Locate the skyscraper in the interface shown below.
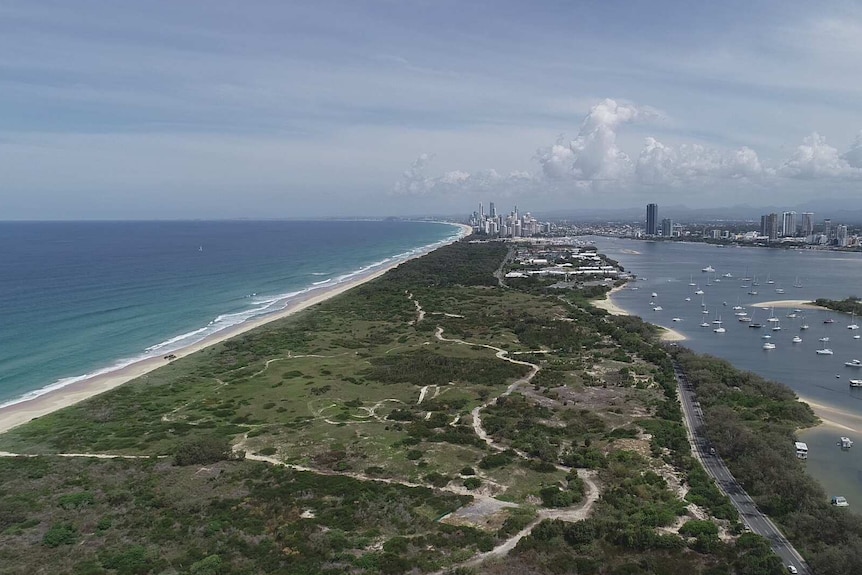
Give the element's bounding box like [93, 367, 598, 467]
[761, 213, 779, 240]
[824, 218, 832, 242]
[489, 202, 496, 218]
[781, 211, 797, 237]
[646, 203, 658, 235]
[801, 212, 814, 236]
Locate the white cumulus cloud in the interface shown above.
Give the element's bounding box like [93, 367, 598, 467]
[778, 132, 862, 179]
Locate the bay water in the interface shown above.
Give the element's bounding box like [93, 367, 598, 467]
[590, 237, 862, 510]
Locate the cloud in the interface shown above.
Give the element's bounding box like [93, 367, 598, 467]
[393, 98, 862, 199]
[778, 132, 862, 179]
[536, 98, 647, 181]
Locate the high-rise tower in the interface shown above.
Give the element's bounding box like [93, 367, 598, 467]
[646, 203, 658, 235]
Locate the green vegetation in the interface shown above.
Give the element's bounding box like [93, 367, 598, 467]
[673, 349, 862, 574]
[814, 297, 862, 317]
[0, 238, 797, 573]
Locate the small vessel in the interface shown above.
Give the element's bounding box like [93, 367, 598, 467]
[702, 266, 715, 273]
[700, 322, 709, 327]
[739, 316, 752, 323]
[734, 311, 748, 317]
[772, 324, 782, 331]
[855, 335, 861, 340]
[695, 289, 705, 295]
[762, 334, 772, 339]
[800, 318, 810, 330]
[762, 342, 776, 350]
[816, 348, 834, 355]
[766, 275, 774, 285]
[749, 323, 763, 329]
[672, 317, 682, 322]
[767, 308, 780, 323]
[839, 437, 854, 449]
[748, 290, 759, 295]
[850, 379, 862, 387]
[688, 275, 696, 287]
[825, 317, 835, 324]
[714, 326, 726, 333]
[793, 277, 803, 288]
[651, 292, 658, 298]
[831, 496, 849, 507]
[723, 272, 733, 278]
[684, 297, 691, 302]
[820, 337, 830, 342]
[702, 309, 710, 314]
[786, 313, 797, 318]
[848, 314, 859, 330]
[845, 359, 862, 368]
[732, 305, 744, 311]
[653, 306, 663, 311]
[775, 288, 785, 294]
[792, 336, 803, 343]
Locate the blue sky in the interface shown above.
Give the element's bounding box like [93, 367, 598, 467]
[2, 0, 862, 218]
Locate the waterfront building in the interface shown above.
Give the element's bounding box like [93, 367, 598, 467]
[837, 225, 848, 247]
[760, 213, 779, 240]
[782, 211, 797, 236]
[661, 218, 673, 237]
[801, 212, 814, 236]
[824, 218, 833, 242]
[646, 203, 658, 235]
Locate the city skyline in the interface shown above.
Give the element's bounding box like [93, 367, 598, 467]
[2, 2, 862, 219]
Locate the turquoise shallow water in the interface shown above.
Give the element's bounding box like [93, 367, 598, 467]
[0, 220, 460, 408]
[589, 237, 862, 510]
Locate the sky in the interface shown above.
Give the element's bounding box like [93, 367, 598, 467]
[2, 0, 862, 219]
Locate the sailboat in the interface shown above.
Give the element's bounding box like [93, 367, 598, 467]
[792, 335, 803, 343]
[767, 308, 780, 323]
[688, 275, 696, 287]
[793, 277, 803, 288]
[766, 274, 775, 285]
[848, 313, 859, 330]
[800, 316, 809, 330]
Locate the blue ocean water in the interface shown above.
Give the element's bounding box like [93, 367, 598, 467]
[0, 220, 461, 407]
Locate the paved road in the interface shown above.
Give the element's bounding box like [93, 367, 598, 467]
[674, 362, 812, 575]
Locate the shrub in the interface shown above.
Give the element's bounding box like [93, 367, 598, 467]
[43, 523, 78, 547]
[173, 436, 233, 466]
[463, 477, 482, 490]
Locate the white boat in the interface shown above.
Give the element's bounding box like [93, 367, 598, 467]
[766, 275, 774, 285]
[688, 275, 696, 287]
[775, 288, 785, 294]
[672, 317, 682, 322]
[700, 322, 709, 327]
[739, 316, 752, 323]
[714, 326, 726, 333]
[820, 337, 830, 342]
[702, 266, 715, 273]
[848, 314, 859, 330]
[772, 324, 782, 331]
[850, 379, 862, 387]
[855, 335, 861, 340]
[786, 313, 797, 318]
[817, 348, 834, 355]
[792, 336, 803, 343]
[695, 289, 704, 295]
[762, 342, 776, 350]
[735, 311, 748, 317]
[762, 334, 772, 339]
[702, 309, 710, 314]
[800, 317, 810, 330]
[767, 308, 780, 323]
[651, 292, 658, 298]
[831, 496, 849, 507]
[793, 277, 803, 288]
[845, 359, 862, 368]
[748, 290, 758, 295]
[653, 306, 663, 311]
[840, 437, 854, 448]
[723, 272, 733, 278]
[684, 297, 691, 301]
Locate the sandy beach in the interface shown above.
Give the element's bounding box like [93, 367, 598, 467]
[797, 394, 862, 434]
[591, 285, 630, 316]
[659, 326, 688, 342]
[749, 299, 822, 310]
[0, 223, 472, 435]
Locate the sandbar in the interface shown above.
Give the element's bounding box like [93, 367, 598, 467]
[796, 394, 862, 435]
[659, 326, 688, 342]
[749, 299, 822, 310]
[0, 223, 472, 435]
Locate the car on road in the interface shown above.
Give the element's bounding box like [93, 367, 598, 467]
[786, 565, 798, 574]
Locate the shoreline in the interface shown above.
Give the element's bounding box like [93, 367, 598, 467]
[590, 284, 688, 342]
[797, 395, 862, 435]
[0, 222, 472, 435]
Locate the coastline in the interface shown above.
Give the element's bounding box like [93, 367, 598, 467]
[0, 222, 472, 435]
[590, 285, 630, 316]
[590, 284, 687, 342]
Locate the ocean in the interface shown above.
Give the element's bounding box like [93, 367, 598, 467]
[0, 220, 460, 408]
[589, 237, 862, 509]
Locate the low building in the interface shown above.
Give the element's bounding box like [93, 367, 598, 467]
[795, 441, 808, 459]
